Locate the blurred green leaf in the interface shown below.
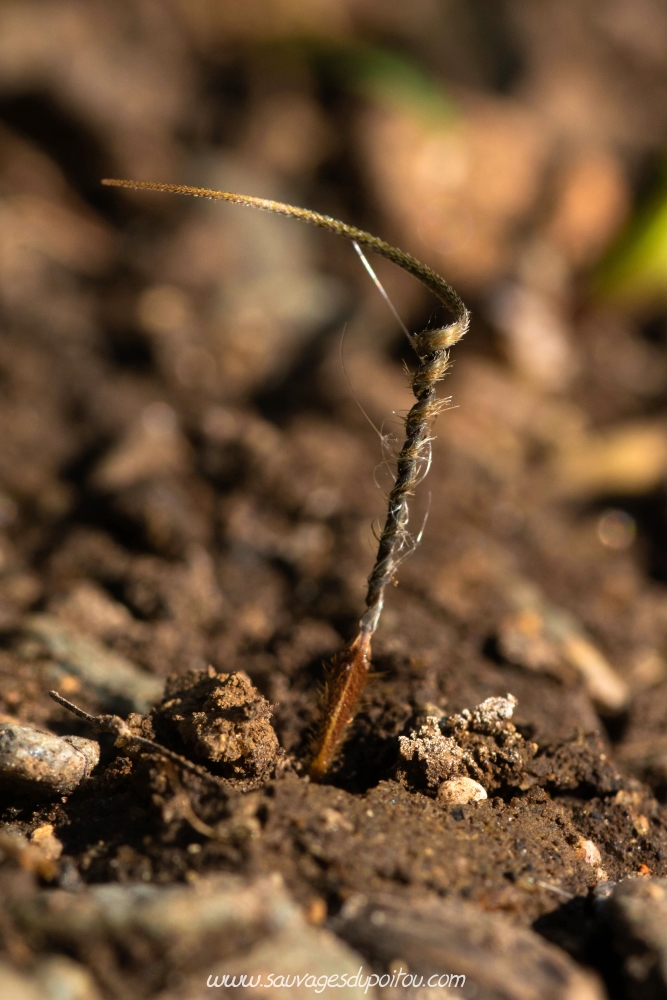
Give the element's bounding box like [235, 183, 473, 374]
[595, 168, 667, 309]
[270, 38, 456, 125]
[329, 43, 456, 123]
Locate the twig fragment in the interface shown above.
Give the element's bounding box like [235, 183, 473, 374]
[100, 179, 470, 780]
[49, 690, 228, 791]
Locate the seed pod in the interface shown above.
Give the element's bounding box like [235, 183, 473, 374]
[0, 723, 99, 795]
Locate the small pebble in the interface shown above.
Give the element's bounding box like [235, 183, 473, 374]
[0, 722, 99, 795]
[437, 776, 487, 804]
[579, 838, 602, 867]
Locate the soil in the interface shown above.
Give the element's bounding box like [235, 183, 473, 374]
[2, 4, 667, 997]
[2, 321, 667, 996]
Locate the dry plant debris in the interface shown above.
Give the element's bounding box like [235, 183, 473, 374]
[48, 689, 232, 792]
[101, 177, 470, 780]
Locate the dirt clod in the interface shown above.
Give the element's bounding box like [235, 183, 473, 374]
[397, 714, 464, 791]
[397, 694, 538, 796]
[149, 667, 283, 789]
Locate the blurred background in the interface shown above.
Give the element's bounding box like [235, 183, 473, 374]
[3, 0, 667, 783]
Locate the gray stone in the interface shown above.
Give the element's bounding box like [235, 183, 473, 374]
[334, 893, 604, 1000]
[20, 614, 162, 713]
[10, 873, 367, 998]
[607, 877, 667, 999]
[0, 722, 99, 795]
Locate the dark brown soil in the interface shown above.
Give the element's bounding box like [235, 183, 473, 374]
[2, 4, 667, 998]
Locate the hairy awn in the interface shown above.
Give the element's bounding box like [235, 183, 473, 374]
[101, 178, 470, 780]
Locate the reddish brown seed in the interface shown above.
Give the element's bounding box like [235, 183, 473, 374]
[309, 632, 371, 781]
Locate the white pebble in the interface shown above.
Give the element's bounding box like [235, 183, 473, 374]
[437, 776, 488, 804]
[579, 838, 602, 867]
